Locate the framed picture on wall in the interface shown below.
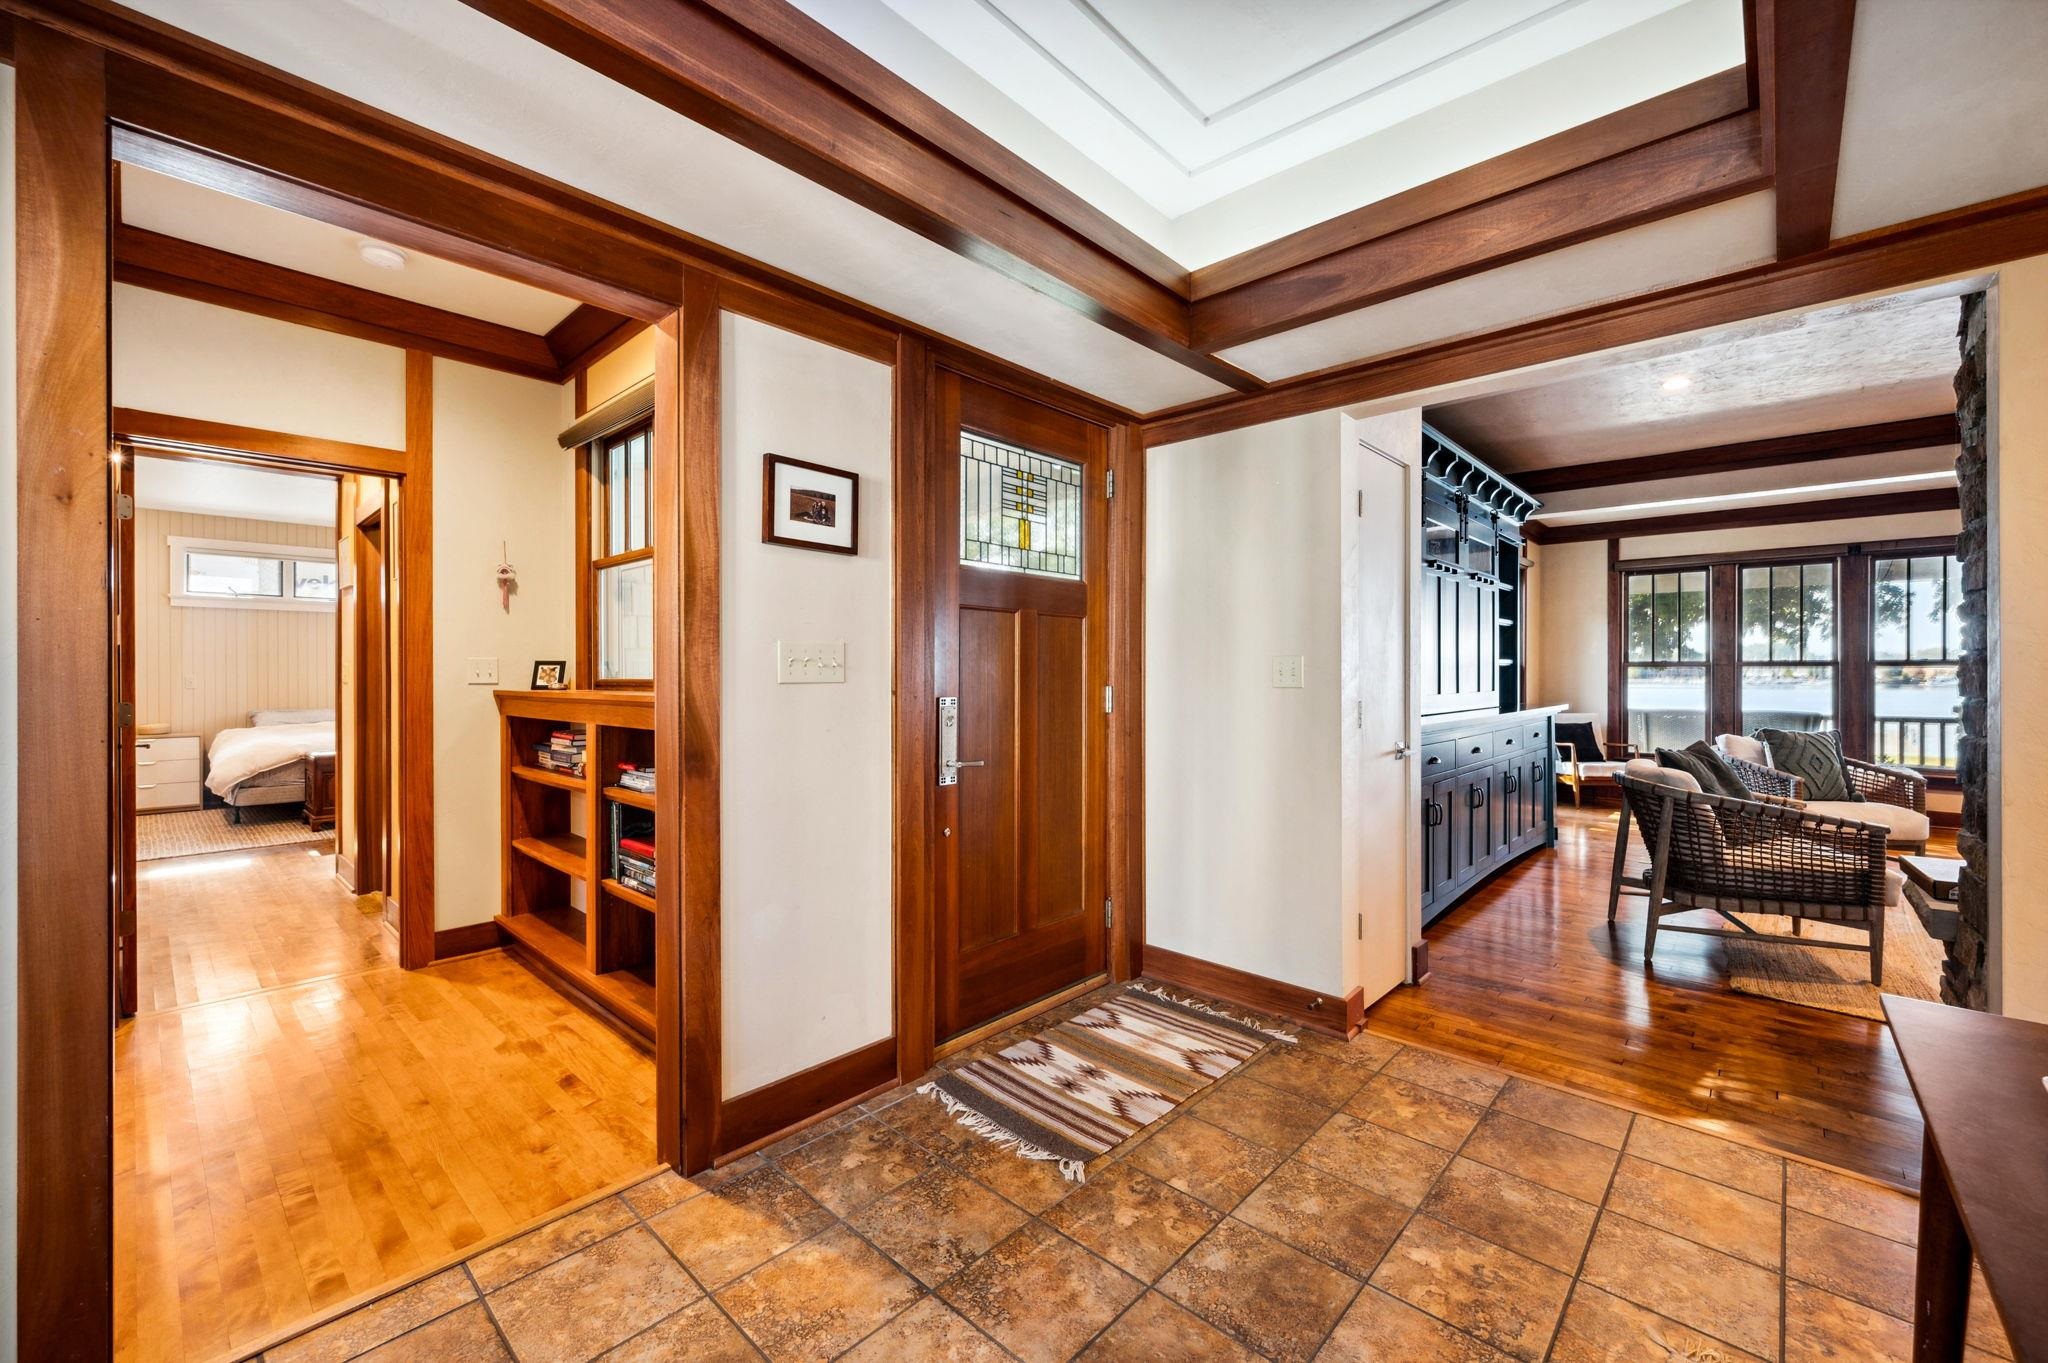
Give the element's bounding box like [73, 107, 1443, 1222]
[762, 453, 859, 555]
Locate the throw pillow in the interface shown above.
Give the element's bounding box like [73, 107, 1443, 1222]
[1757, 728, 1859, 802]
[1655, 741, 1751, 802]
[1555, 720, 1604, 765]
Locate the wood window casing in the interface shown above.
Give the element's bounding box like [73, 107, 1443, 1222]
[583, 419, 655, 688]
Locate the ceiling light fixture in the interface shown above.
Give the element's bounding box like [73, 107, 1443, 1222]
[357, 241, 408, 271]
[1660, 374, 1693, 392]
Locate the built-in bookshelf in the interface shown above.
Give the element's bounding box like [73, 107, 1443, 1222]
[495, 688, 658, 1042]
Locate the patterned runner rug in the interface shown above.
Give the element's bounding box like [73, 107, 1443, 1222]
[919, 984, 1294, 1181]
[137, 806, 330, 861]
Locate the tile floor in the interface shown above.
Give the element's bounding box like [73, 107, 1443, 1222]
[253, 986, 2016, 1363]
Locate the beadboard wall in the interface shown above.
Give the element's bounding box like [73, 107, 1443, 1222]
[133, 508, 337, 752]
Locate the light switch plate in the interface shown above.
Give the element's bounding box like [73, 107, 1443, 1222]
[466, 657, 499, 685]
[777, 639, 846, 684]
[1270, 654, 1306, 689]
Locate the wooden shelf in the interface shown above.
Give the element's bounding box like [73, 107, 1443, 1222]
[497, 910, 652, 1038]
[602, 878, 656, 912]
[603, 784, 655, 810]
[512, 763, 586, 792]
[497, 906, 585, 965]
[512, 833, 586, 877]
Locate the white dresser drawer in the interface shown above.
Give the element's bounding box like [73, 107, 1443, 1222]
[136, 734, 201, 764]
[135, 757, 201, 786]
[137, 779, 202, 811]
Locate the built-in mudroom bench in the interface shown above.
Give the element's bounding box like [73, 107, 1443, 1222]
[1417, 424, 1557, 924]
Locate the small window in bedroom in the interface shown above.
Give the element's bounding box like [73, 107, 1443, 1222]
[170, 536, 337, 612]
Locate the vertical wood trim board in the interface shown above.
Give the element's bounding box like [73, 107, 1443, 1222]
[652, 306, 686, 1168]
[1106, 423, 1145, 980]
[398, 351, 436, 968]
[15, 23, 114, 1362]
[891, 333, 935, 1086]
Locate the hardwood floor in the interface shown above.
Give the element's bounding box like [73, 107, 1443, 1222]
[1367, 801, 1938, 1191]
[118, 845, 657, 1363]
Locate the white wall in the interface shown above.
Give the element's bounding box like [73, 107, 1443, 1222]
[112, 285, 405, 448]
[720, 315, 894, 1096]
[432, 359, 577, 929]
[1146, 411, 1348, 996]
[1525, 538, 1610, 720]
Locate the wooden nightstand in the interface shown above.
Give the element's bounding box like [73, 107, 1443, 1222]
[304, 751, 336, 830]
[135, 733, 203, 812]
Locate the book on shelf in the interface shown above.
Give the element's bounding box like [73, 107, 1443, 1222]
[609, 802, 656, 888]
[615, 762, 655, 793]
[532, 745, 585, 777]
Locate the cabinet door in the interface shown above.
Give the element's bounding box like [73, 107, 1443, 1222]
[1491, 758, 1519, 861]
[1454, 770, 1488, 886]
[1426, 774, 1456, 902]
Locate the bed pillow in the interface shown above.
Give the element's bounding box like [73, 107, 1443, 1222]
[1758, 727, 1859, 802]
[250, 708, 334, 726]
[1655, 741, 1751, 802]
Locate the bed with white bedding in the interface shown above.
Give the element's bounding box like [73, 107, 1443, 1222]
[205, 708, 336, 822]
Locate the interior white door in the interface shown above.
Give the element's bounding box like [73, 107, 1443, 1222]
[1353, 416, 1419, 1006]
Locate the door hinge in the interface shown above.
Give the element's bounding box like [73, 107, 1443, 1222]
[1356, 912, 1363, 941]
[117, 700, 133, 729]
[1106, 469, 1115, 499]
[1356, 489, 1363, 517]
[1356, 699, 1363, 730]
[1104, 898, 1114, 928]
[1103, 684, 1113, 715]
[116, 492, 134, 522]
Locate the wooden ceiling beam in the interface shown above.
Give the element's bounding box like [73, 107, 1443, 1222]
[1512, 414, 1960, 495]
[1759, 0, 1858, 257]
[453, 0, 1266, 392]
[545, 302, 642, 372]
[1524, 485, 1958, 545]
[115, 224, 572, 380]
[1190, 112, 1769, 353]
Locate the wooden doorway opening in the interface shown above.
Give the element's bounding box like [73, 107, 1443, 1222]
[351, 506, 390, 900]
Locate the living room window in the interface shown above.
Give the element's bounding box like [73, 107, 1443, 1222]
[588, 421, 654, 685]
[1872, 551, 1963, 769]
[1739, 561, 1835, 734]
[1622, 568, 1708, 750]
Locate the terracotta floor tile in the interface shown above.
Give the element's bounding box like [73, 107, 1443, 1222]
[1459, 1110, 1618, 1204]
[775, 1116, 938, 1216]
[1234, 1158, 1410, 1279]
[596, 1299, 764, 1362]
[754, 1106, 865, 1162]
[947, 1136, 1079, 1214]
[468, 1197, 638, 1292]
[1786, 1160, 1919, 1244]
[940, 1223, 1143, 1363]
[1419, 1157, 1599, 1274]
[353, 1302, 511, 1363]
[1549, 1284, 1766, 1363]
[487, 1226, 700, 1363]
[1785, 1278, 1912, 1363]
[838, 1296, 1010, 1362]
[1370, 1216, 1570, 1363]
[1235, 1047, 1369, 1108]
[1380, 1047, 1510, 1107]
[621, 1170, 703, 1219]
[1126, 1116, 1283, 1212]
[877, 1091, 986, 1159]
[1315, 1286, 1515, 1362]
[1042, 1160, 1220, 1281]
[716, 1225, 923, 1362]
[1786, 1205, 1914, 1318]
[1156, 1219, 1361, 1363]
[1624, 1116, 1784, 1201]
[1579, 1213, 1781, 1360]
[1296, 1106, 1452, 1206]
[1076, 1291, 1264, 1361]
[848, 1165, 1030, 1287]
[1344, 1074, 1486, 1151]
[1491, 1079, 1633, 1149]
[1296, 1028, 1401, 1071]
[645, 1165, 834, 1289]
[1605, 1155, 1782, 1269]
[1190, 1076, 1332, 1150]
[266, 1267, 476, 1363]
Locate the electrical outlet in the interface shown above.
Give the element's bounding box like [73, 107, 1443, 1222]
[1270, 654, 1305, 689]
[466, 657, 499, 685]
[776, 639, 846, 684]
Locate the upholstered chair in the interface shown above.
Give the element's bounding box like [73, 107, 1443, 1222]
[1715, 733, 1930, 854]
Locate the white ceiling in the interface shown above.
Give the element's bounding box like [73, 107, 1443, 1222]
[120, 165, 583, 334]
[132, 454, 338, 526]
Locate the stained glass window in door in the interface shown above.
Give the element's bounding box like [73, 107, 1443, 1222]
[960, 432, 1082, 579]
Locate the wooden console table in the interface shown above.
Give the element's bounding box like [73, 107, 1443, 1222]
[1883, 995, 2046, 1362]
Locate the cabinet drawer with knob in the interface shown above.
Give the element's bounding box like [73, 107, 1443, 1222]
[1453, 731, 1494, 770]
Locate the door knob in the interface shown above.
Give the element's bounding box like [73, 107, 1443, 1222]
[945, 759, 985, 771]
[1392, 741, 1410, 760]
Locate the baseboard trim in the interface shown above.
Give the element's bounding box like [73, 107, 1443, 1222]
[718, 1036, 898, 1158]
[333, 853, 358, 894]
[1142, 945, 1362, 1039]
[433, 922, 504, 960]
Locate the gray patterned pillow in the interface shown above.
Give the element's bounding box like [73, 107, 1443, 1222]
[1757, 728, 1859, 802]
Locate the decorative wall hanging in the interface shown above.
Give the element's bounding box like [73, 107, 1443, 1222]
[762, 453, 859, 555]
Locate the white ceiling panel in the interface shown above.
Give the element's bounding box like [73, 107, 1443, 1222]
[133, 453, 337, 526]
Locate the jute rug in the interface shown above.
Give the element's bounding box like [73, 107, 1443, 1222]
[137, 807, 330, 862]
[1720, 898, 1946, 1020]
[919, 985, 1294, 1181]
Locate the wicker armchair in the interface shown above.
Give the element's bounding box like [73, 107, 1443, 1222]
[1610, 764, 1895, 981]
[1715, 733, 1930, 854]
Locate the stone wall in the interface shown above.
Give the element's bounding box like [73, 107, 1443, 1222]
[1949, 291, 1990, 1010]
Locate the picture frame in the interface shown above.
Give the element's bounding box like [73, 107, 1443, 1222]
[530, 660, 569, 690]
[762, 452, 859, 555]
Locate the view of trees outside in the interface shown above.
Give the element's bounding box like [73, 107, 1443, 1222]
[1873, 554, 1962, 767]
[1738, 562, 1834, 734]
[1625, 570, 1707, 750]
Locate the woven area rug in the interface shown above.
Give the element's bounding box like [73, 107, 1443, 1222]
[1719, 898, 1946, 1020]
[137, 807, 330, 861]
[919, 985, 1294, 1181]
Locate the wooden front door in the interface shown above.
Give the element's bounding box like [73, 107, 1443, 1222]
[932, 373, 1109, 1044]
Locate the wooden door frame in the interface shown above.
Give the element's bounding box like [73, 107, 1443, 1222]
[353, 506, 390, 896]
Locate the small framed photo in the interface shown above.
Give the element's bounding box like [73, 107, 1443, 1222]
[762, 453, 859, 555]
[530, 660, 568, 690]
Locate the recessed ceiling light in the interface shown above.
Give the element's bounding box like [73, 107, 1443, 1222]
[358, 241, 408, 271]
[1660, 374, 1693, 392]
